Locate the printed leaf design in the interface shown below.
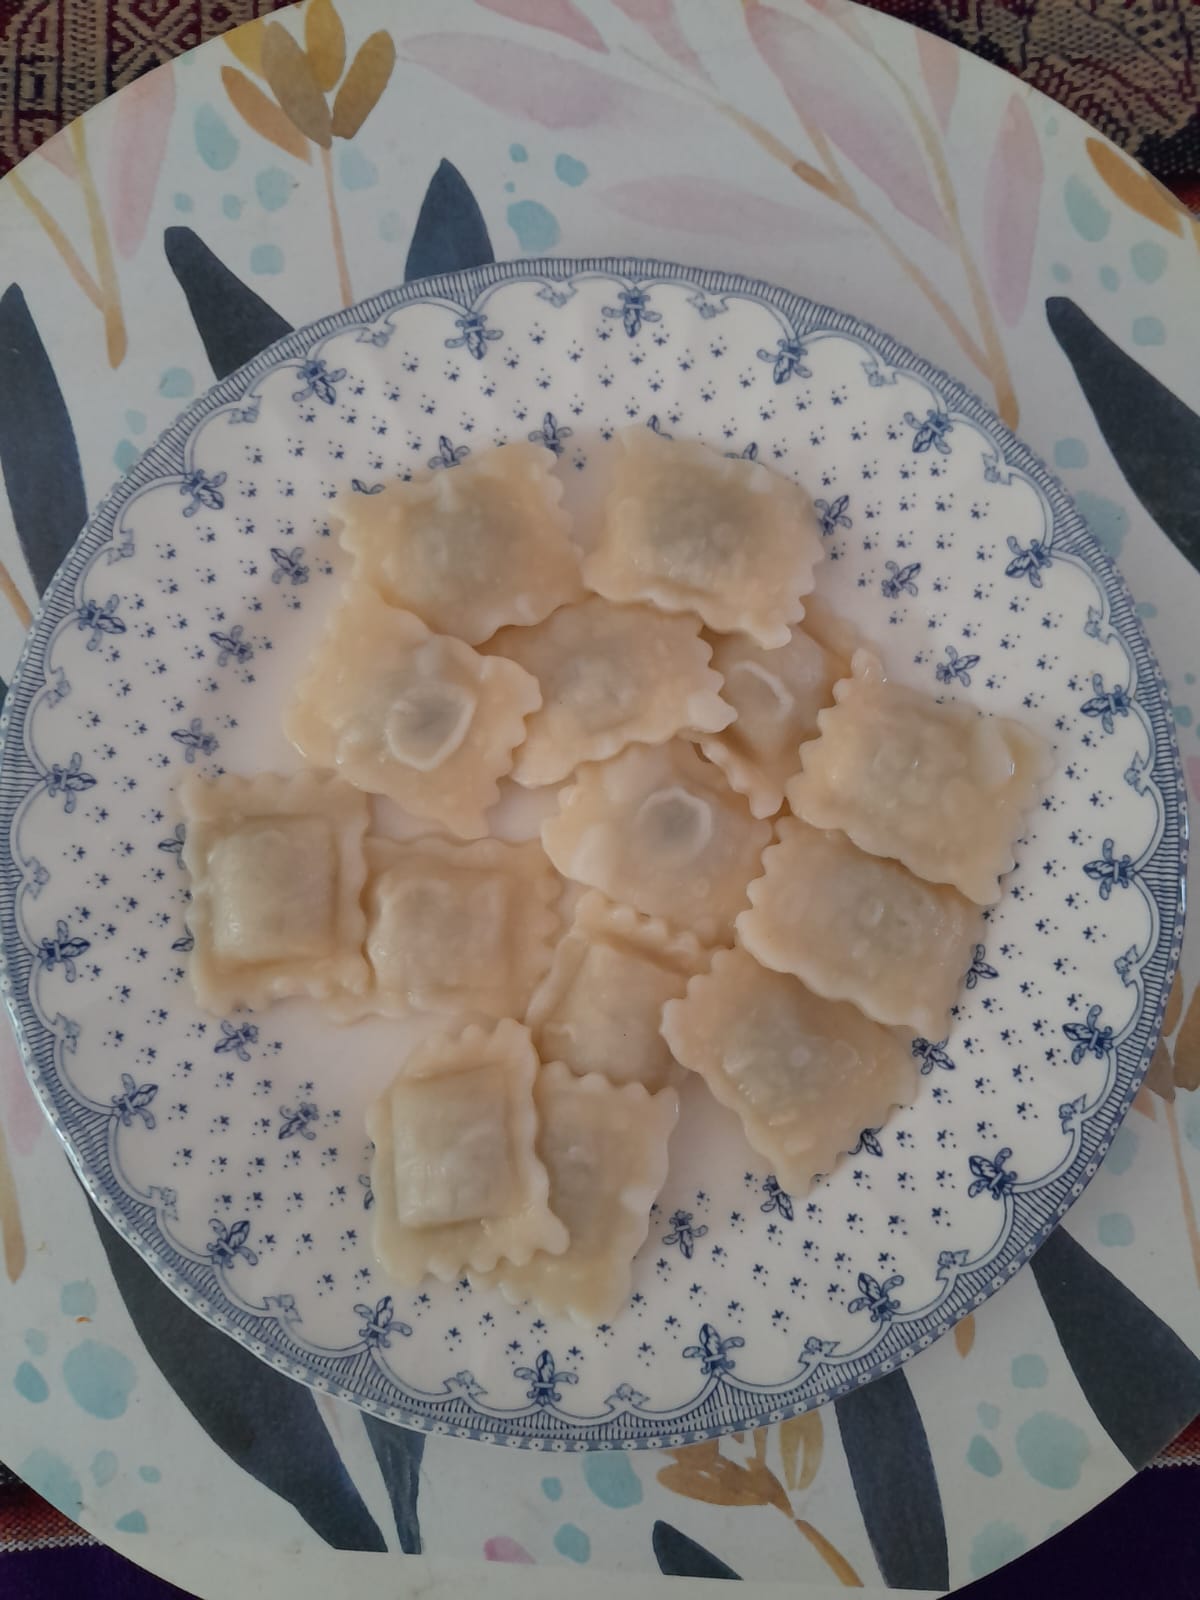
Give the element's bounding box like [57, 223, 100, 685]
[476, 0, 607, 53]
[405, 159, 495, 283]
[835, 1369, 949, 1591]
[221, 66, 312, 163]
[1031, 1226, 1200, 1464]
[359, 1411, 424, 1554]
[331, 31, 397, 140]
[916, 26, 958, 131]
[778, 1409, 822, 1492]
[37, 128, 78, 179]
[657, 1437, 790, 1514]
[0, 285, 87, 596]
[1172, 979, 1200, 1094]
[983, 95, 1043, 326]
[652, 1521, 741, 1579]
[953, 1312, 976, 1357]
[262, 21, 333, 148]
[600, 176, 831, 236]
[610, 0, 709, 79]
[107, 66, 176, 258]
[743, 1, 948, 241]
[1047, 297, 1200, 569]
[225, 16, 268, 76]
[164, 227, 293, 380]
[305, 0, 347, 92]
[1086, 138, 1185, 238]
[87, 1194, 388, 1549]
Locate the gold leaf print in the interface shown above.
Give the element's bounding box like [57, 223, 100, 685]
[1164, 968, 1185, 1038]
[658, 1440, 790, 1515]
[778, 1410, 823, 1492]
[953, 1312, 976, 1358]
[331, 31, 396, 140]
[794, 1519, 863, 1586]
[262, 21, 333, 149]
[305, 0, 346, 94]
[1174, 981, 1200, 1093]
[221, 67, 312, 163]
[1086, 139, 1185, 239]
[225, 17, 268, 77]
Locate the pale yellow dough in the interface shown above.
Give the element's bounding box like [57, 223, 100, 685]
[366, 1020, 568, 1285]
[662, 948, 917, 1193]
[541, 740, 772, 943]
[736, 817, 983, 1038]
[337, 441, 583, 644]
[525, 891, 707, 1090]
[284, 586, 540, 838]
[582, 426, 823, 647]
[488, 597, 732, 787]
[787, 649, 1052, 904]
[180, 770, 368, 1013]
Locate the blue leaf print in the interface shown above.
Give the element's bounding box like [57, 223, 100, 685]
[164, 226, 292, 380]
[404, 159, 495, 283]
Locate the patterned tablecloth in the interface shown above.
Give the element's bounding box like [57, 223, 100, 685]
[0, 1, 1197, 1596]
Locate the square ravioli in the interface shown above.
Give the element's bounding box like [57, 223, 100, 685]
[356, 835, 560, 1020]
[787, 649, 1052, 904]
[698, 625, 845, 817]
[541, 740, 773, 943]
[365, 1020, 568, 1285]
[488, 597, 732, 787]
[482, 1063, 678, 1325]
[284, 586, 540, 838]
[662, 949, 918, 1192]
[736, 817, 982, 1037]
[180, 771, 368, 1012]
[581, 426, 823, 647]
[337, 441, 583, 644]
[525, 892, 707, 1090]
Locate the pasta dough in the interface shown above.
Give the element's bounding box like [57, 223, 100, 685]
[698, 625, 844, 817]
[484, 1063, 678, 1324]
[337, 441, 583, 644]
[787, 649, 1052, 904]
[285, 586, 540, 838]
[662, 948, 918, 1192]
[366, 1020, 568, 1284]
[488, 597, 732, 786]
[525, 892, 707, 1090]
[180, 771, 368, 1012]
[353, 835, 560, 1020]
[582, 426, 823, 647]
[541, 740, 772, 942]
[736, 817, 982, 1037]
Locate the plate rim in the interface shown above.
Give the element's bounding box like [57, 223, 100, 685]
[0, 253, 1187, 1449]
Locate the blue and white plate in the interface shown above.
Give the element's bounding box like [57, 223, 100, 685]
[0, 259, 1184, 1450]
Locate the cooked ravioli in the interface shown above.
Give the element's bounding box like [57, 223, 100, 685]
[736, 817, 982, 1037]
[787, 649, 1052, 904]
[525, 892, 707, 1089]
[662, 948, 918, 1192]
[581, 427, 823, 647]
[337, 441, 583, 644]
[488, 597, 732, 786]
[180, 770, 368, 1012]
[366, 1020, 568, 1284]
[285, 586, 540, 838]
[541, 740, 772, 943]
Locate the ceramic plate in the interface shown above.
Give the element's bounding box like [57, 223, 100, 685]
[0, 258, 1184, 1450]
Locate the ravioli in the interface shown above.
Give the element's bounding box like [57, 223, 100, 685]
[736, 817, 982, 1037]
[787, 649, 1052, 904]
[337, 441, 583, 644]
[180, 770, 368, 1012]
[662, 948, 918, 1192]
[366, 1020, 568, 1284]
[525, 892, 707, 1090]
[488, 597, 732, 787]
[285, 586, 540, 838]
[541, 740, 772, 943]
[483, 1063, 678, 1324]
[582, 426, 823, 647]
[698, 625, 844, 817]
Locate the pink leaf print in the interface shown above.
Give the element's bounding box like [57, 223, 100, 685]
[0, 1022, 43, 1158]
[917, 27, 959, 132]
[983, 94, 1043, 325]
[38, 129, 78, 180]
[108, 65, 176, 259]
[475, 0, 607, 54]
[744, 2, 947, 241]
[403, 34, 687, 133]
[610, 0, 709, 80]
[600, 176, 810, 244]
[484, 1536, 536, 1563]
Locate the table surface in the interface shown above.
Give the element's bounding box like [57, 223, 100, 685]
[0, 1, 1198, 1594]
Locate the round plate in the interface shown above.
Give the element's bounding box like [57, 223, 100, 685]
[0, 257, 1184, 1450]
